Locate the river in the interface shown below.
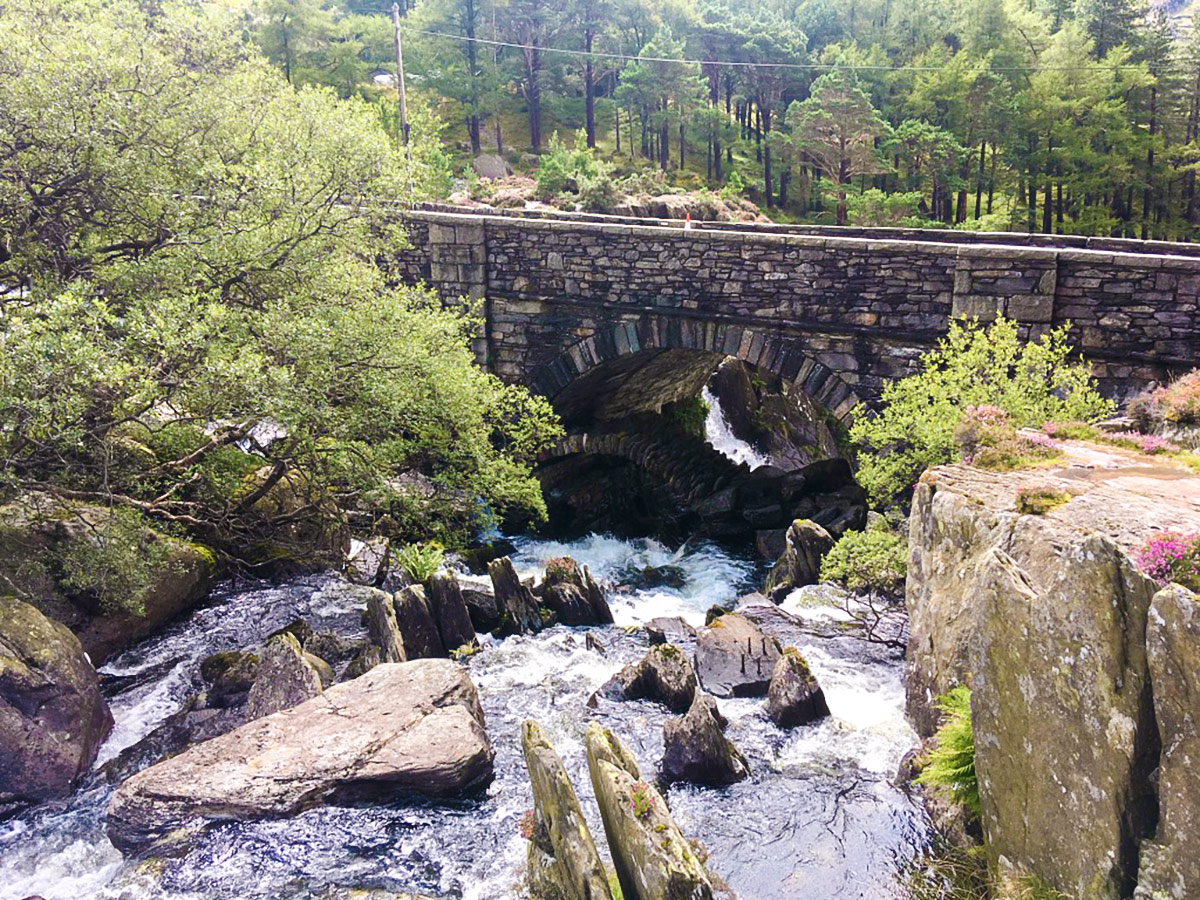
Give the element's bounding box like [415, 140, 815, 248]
[0, 394, 928, 899]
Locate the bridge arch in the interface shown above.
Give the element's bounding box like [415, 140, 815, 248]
[526, 315, 866, 429]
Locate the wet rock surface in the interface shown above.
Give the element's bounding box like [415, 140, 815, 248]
[106, 659, 494, 854]
[244, 632, 324, 719]
[489, 556, 543, 635]
[661, 692, 749, 786]
[0, 595, 113, 802]
[586, 724, 719, 900]
[763, 519, 835, 601]
[538, 557, 613, 627]
[521, 720, 612, 900]
[766, 648, 830, 728]
[694, 613, 782, 698]
[600, 643, 697, 713]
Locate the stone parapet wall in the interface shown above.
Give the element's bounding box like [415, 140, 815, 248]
[387, 209, 1200, 408]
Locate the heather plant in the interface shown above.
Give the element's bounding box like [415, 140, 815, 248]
[954, 409, 1062, 472]
[1104, 431, 1180, 455]
[1129, 371, 1200, 430]
[629, 781, 655, 820]
[1135, 532, 1200, 591]
[851, 319, 1112, 505]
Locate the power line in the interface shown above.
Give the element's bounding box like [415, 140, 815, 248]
[407, 25, 1199, 73]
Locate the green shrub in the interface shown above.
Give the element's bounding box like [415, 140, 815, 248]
[850, 318, 1113, 505]
[662, 395, 710, 441]
[394, 541, 444, 583]
[820, 516, 907, 597]
[536, 130, 612, 201]
[916, 686, 980, 821]
[954, 407, 1062, 472]
[59, 508, 179, 616]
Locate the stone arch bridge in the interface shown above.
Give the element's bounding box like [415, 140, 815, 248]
[391, 206, 1200, 433]
[390, 206, 1200, 538]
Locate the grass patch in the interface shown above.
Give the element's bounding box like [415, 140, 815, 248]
[1014, 486, 1073, 515]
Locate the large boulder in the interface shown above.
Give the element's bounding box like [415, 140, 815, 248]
[661, 692, 748, 786]
[766, 648, 829, 728]
[489, 557, 544, 635]
[244, 632, 324, 720]
[694, 613, 781, 698]
[762, 519, 835, 602]
[1137, 585, 1200, 899]
[0, 496, 216, 664]
[904, 461, 1200, 898]
[599, 644, 697, 713]
[426, 571, 477, 653]
[393, 584, 445, 659]
[0, 595, 113, 802]
[107, 659, 494, 854]
[539, 557, 613, 626]
[521, 720, 613, 900]
[585, 724, 716, 900]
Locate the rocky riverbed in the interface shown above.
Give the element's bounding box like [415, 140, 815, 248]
[0, 534, 928, 900]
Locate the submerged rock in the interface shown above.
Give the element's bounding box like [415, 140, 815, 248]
[621, 564, 687, 591]
[600, 644, 697, 713]
[489, 556, 543, 635]
[0, 595, 113, 802]
[694, 613, 781, 698]
[766, 648, 829, 728]
[763, 519, 835, 602]
[244, 632, 324, 719]
[393, 584, 445, 659]
[426, 571, 477, 653]
[585, 724, 717, 900]
[661, 692, 749, 786]
[107, 659, 494, 854]
[539, 557, 613, 627]
[521, 720, 613, 900]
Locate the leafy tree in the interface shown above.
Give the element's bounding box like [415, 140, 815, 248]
[0, 0, 560, 560]
[788, 70, 890, 224]
[849, 318, 1114, 505]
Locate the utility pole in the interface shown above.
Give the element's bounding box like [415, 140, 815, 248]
[391, 1, 410, 147]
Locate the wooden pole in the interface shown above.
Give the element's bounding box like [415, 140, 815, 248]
[392, 2, 410, 147]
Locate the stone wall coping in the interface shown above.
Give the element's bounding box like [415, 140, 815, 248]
[403, 208, 1200, 270]
[406, 203, 1200, 259]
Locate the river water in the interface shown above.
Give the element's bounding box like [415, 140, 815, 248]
[0, 395, 928, 899]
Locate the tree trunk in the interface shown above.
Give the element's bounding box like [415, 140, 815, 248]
[1142, 83, 1157, 240]
[584, 30, 596, 148]
[524, 45, 542, 152]
[679, 121, 685, 170]
[465, 0, 481, 154]
[975, 140, 985, 219]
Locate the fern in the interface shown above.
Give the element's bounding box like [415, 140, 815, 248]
[917, 685, 981, 821]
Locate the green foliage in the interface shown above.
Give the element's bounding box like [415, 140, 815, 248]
[536, 130, 614, 200]
[662, 395, 710, 441]
[820, 517, 908, 596]
[59, 508, 179, 616]
[850, 319, 1113, 505]
[953, 409, 1063, 472]
[0, 0, 560, 558]
[916, 686, 981, 821]
[394, 542, 446, 583]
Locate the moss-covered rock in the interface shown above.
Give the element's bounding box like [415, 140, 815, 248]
[244, 632, 324, 720]
[762, 519, 835, 601]
[521, 720, 613, 900]
[599, 644, 697, 713]
[661, 692, 748, 786]
[0, 595, 113, 801]
[0, 495, 216, 664]
[586, 724, 716, 900]
[766, 647, 829, 728]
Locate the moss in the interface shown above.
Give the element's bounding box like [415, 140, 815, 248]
[1014, 487, 1073, 516]
[781, 646, 812, 677]
[656, 644, 683, 661]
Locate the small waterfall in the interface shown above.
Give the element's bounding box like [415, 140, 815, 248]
[702, 386, 770, 470]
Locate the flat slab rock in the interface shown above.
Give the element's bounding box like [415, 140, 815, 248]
[106, 659, 494, 854]
[694, 613, 782, 698]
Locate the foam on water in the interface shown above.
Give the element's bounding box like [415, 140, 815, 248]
[702, 386, 770, 469]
